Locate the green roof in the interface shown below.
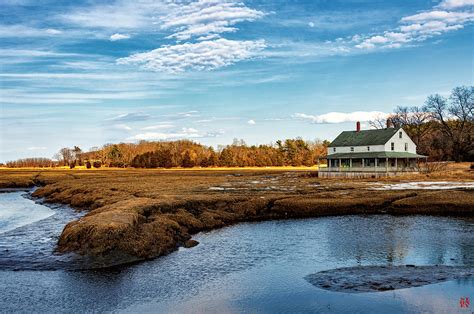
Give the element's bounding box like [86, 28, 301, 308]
[326, 152, 426, 159]
[328, 128, 400, 147]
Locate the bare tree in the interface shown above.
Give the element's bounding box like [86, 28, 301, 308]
[424, 86, 474, 162]
[449, 86, 474, 124]
[391, 106, 432, 147]
[73, 146, 83, 165]
[369, 113, 389, 129]
[58, 148, 74, 166]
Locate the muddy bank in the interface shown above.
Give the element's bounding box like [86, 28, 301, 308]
[0, 169, 472, 267]
[305, 265, 474, 293]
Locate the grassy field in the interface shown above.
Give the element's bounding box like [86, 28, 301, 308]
[0, 164, 472, 267]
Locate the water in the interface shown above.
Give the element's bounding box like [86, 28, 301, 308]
[0, 190, 54, 234]
[0, 191, 473, 313]
[0, 191, 85, 270]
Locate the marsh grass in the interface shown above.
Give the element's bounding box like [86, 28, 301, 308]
[0, 165, 472, 267]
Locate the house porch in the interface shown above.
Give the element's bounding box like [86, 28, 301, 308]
[318, 152, 427, 178]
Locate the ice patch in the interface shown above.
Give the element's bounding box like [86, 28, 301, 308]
[306, 265, 474, 293]
[0, 192, 54, 234]
[369, 181, 474, 190]
[209, 187, 225, 191]
[208, 187, 236, 191]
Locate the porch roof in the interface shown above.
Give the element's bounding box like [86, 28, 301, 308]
[325, 151, 426, 159]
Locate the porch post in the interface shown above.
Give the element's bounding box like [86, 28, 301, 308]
[385, 157, 388, 173]
[349, 158, 352, 169]
[339, 159, 341, 172]
[375, 158, 378, 172]
[395, 158, 398, 172]
[362, 158, 365, 169]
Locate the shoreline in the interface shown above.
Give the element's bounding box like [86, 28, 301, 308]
[0, 168, 473, 268]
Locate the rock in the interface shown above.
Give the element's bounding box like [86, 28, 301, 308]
[184, 239, 199, 248]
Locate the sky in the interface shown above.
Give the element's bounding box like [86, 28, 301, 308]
[0, 0, 473, 162]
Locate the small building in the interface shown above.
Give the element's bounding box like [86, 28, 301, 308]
[319, 122, 426, 178]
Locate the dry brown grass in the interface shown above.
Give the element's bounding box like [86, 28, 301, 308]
[0, 166, 473, 267]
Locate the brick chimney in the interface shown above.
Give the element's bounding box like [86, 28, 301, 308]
[386, 118, 393, 128]
[356, 121, 361, 132]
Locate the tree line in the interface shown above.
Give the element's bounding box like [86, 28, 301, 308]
[4, 138, 329, 168]
[370, 86, 473, 162]
[130, 138, 328, 168]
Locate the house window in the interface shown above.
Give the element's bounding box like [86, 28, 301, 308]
[399, 131, 402, 139]
[333, 147, 336, 152]
[350, 147, 354, 152]
[391, 142, 395, 151]
[367, 146, 370, 151]
[405, 143, 408, 151]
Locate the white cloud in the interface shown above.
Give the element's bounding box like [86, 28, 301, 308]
[0, 25, 63, 38]
[196, 33, 221, 41]
[383, 32, 410, 42]
[46, 28, 62, 35]
[61, 0, 264, 42]
[60, 1, 166, 29]
[113, 124, 132, 131]
[203, 130, 224, 137]
[366, 35, 389, 44]
[401, 10, 473, 23]
[0, 91, 159, 105]
[247, 119, 256, 125]
[27, 146, 47, 151]
[110, 33, 130, 41]
[355, 42, 375, 49]
[161, 0, 265, 41]
[128, 127, 200, 141]
[0, 49, 79, 58]
[353, 5, 474, 51]
[127, 126, 223, 141]
[438, 0, 474, 9]
[106, 112, 151, 122]
[293, 111, 388, 124]
[83, 0, 267, 72]
[118, 38, 266, 72]
[141, 123, 174, 130]
[384, 43, 402, 49]
[308, 22, 315, 28]
[176, 111, 200, 118]
[0, 72, 126, 80]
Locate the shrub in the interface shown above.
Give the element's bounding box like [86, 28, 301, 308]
[93, 161, 102, 168]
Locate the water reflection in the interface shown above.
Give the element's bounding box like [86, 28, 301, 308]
[0, 211, 472, 312]
[323, 216, 474, 266]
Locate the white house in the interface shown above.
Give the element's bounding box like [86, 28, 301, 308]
[319, 121, 426, 178]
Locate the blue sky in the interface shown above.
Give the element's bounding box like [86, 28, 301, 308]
[0, 0, 473, 162]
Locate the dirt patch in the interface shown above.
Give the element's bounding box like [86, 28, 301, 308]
[305, 265, 474, 293]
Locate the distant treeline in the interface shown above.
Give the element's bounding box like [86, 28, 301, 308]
[4, 138, 328, 168]
[370, 86, 473, 162]
[129, 139, 328, 168]
[4, 157, 55, 168]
